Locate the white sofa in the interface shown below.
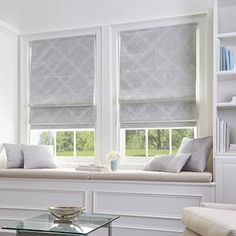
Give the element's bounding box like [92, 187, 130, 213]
[182, 203, 236, 236]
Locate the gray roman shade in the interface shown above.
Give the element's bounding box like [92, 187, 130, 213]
[29, 35, 95, 129]
[119, 23, 197, 128]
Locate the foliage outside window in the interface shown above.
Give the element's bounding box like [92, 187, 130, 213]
[123, 128, 195, 157]
[31, 130, 95, 157]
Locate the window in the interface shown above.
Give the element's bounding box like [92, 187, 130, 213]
[121, 127, 195, 158]
[28, 34, 96, 158]
[119, 23, 197, 158]
[31, 129, 95, 157]
[22, 16, 207, 167]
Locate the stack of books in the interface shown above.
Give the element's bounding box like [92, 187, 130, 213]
[229, 144, 236, 153]
[216, 118, 230, 153]
[219, 46, 234, 71]
[75, 164, 109, 172]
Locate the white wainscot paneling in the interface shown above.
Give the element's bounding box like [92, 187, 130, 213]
[0, 179, 215, 236]
[215, 157, 236, 203]
[0, 188, 87, 215]
[93, 191, 203, 218]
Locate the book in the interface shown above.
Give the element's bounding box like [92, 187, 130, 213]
[222, 47, 226, 71]
[218, 119, 230, 153]
[75, 164, 109, 172]
[219, 119, 224, 153]
[216, 118, 221, 153]
[226, 47, 230, 70]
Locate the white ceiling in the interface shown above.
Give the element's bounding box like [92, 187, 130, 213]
[0, 0, 213, 34]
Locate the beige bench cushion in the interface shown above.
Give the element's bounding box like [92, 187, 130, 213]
[0, 169, 212, 182]
[89, 170, 212, 182]
[182, 207, 236, 236]
[0, 168, 89, 179]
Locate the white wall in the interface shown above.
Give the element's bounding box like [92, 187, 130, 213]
[0, 24, 18, 144]
[0, 0, 213, 144]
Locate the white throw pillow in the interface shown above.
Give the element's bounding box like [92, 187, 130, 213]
[0, 143, 7, 168]
[23, 144, 57, 169]
[143, 153, 191, 173]
[4, 143, 24, 168]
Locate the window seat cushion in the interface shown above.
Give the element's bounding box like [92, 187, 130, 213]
[0, 169, 212, 182]
[89, 170, 212, 182]
[0, 168, 89, 180]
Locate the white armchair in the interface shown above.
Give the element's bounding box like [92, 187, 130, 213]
[182, 203, 236, 236]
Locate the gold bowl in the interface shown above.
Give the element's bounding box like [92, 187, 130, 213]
[48, 207, 85, 223]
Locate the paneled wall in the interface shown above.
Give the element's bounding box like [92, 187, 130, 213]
[0, 178, 215, 236]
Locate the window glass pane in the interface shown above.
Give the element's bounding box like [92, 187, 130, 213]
[172, 128, 194, 154]
[76, 131, 94, 157]
[38, 131, 54, 145]
[148, 129, 169, 156]
[31, 130, 54, 146]
[56, 131, 74, 157]
[126, 130, 145, 157]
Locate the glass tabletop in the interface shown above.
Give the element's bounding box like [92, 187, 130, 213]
[1, 213, 120, 235]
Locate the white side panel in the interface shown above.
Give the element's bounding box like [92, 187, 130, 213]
[215, 157, 236, 203]
[0, 27, 18, 144]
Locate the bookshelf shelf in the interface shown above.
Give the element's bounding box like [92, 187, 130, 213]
[217, 70, 236, 80]
[217, 102, 236, 108]
[218, 32, 236, 45]
[218, 0, 236, 7]
[216, 152, 236, 157]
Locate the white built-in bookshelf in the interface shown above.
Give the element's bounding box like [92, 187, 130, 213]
[215, 0, 236, 155]
[214, 0, 236, 203]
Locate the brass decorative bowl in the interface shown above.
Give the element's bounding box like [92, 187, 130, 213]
[48, 207, 85, 223]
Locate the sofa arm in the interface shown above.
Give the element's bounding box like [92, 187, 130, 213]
[201, 202, 236, 211]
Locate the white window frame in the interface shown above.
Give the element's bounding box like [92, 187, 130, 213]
[110, 13, 210, 167]
[19, 13, 210, 168]
[20, 27, 102, 165]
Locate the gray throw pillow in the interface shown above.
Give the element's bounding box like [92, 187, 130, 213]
[23, 144, 57, 169]
[177, 136, 213, 172]
[4, 143, 24, 168]
[143, 153, 191, 173]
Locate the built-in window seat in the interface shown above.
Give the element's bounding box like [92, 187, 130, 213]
[0, 168, 212, 182]
[0, 168, 215, 236]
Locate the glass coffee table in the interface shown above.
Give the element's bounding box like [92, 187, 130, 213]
[1, 213, 119, 236]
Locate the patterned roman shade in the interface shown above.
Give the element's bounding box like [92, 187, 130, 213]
[29, 35, 95, 129]
[119, 23, 197, 128]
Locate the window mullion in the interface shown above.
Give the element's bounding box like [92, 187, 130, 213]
[54, 131, 57, 156]
[145, 129, 148, 158]
[169, 129, 172, 155]
[73, 131, 76, 157]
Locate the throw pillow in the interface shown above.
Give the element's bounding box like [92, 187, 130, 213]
[177, 136, 213, 172]
[4, 143, 24, 168]
[0, 143, 7, 169]
[23, 144, 57, 169]
[143, 153, 191, 173]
